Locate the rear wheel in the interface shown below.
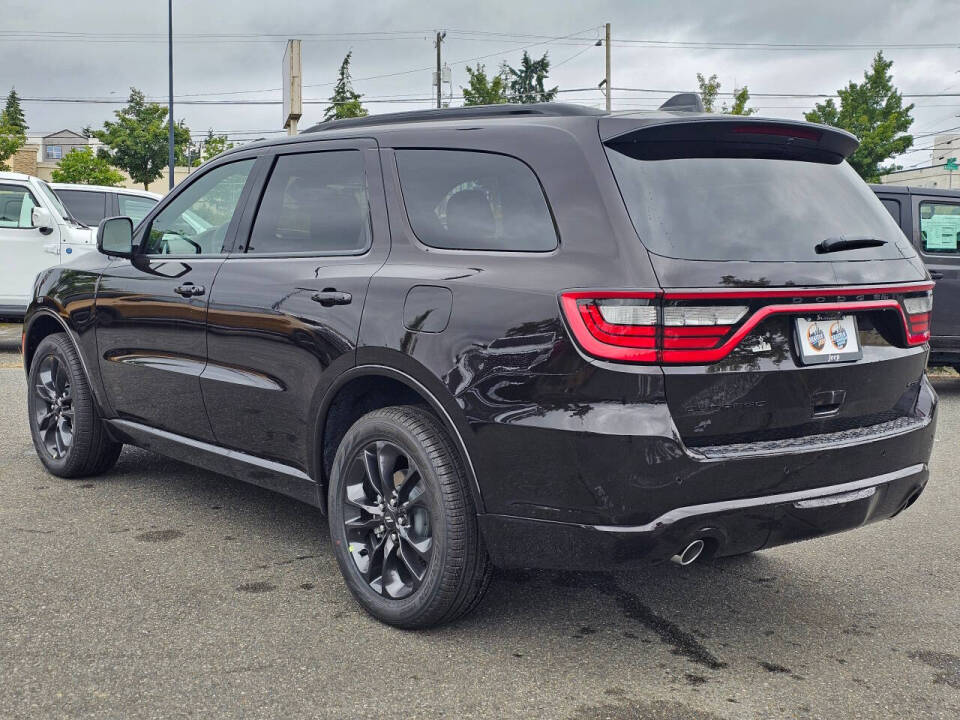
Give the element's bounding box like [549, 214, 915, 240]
[27, 334, 121, 477]
[328, 405, 491, 628]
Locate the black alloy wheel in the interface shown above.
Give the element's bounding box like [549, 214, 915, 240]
[33, 353, 75, 460]
[342, 440, 433, 599]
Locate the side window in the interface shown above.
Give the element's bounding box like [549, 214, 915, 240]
[143, 159, 255, 255]
[879, 198, 901, 226]
[395, 149, 558, 252]
[0, 184, 38, 229]
[246, 151, 370, 254]
[919, 201, 960, 254]
[118, 195, 159, 227]
[56, 190, 107, 226]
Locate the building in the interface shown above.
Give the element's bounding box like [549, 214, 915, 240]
[880, 134, 960, 189]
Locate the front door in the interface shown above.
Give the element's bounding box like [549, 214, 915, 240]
[914, 196, 960, 342]
[0, 182, 59, 310]
[95, 158, 259, 440]
[202, 141, 389, 472]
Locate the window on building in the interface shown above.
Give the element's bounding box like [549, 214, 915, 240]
[45, 145, 63, 160]
[0, 184, 39, 228]
[920, 201, 960, 254]
[246, 151, 370, 254]
[395, 149, 558, 252]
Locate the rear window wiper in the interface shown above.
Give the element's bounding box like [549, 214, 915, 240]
[815, 236, 888, 254]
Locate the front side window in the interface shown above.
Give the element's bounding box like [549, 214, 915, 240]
[395, 149, 558, 252]
[246, 150, 370, 254]
[919, 201, 960, 254]
[0, 185, 38, 229]
[56, 189, 107, 226]
[143, 159, 254, 255]
[118, 194, 159, 227]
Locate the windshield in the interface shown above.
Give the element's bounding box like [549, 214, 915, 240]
[605, 150, 910, 262]
[36, 180, 74, 223]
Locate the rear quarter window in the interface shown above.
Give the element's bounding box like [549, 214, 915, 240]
[395, 149, 557, 252]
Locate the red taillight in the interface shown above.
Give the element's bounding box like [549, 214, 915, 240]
[732, 124, 822, 142]
[561, 284, 934, 364]
[903, 292, 933, 345]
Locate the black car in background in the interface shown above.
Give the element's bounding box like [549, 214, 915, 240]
[22, 100, 937, 628]
[873, 184, 960, 369]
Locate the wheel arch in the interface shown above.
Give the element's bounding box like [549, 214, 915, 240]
[315, 365, 485, 514]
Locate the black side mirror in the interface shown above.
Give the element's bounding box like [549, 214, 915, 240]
[97, 216, 135, 258]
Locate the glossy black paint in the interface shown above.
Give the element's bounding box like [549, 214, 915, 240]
[23, 107, 938, 570]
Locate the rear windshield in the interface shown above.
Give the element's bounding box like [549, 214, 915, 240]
[605, 149, 908, 262]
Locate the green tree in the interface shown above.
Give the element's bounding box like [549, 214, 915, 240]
[0, 88, 27, 170]
[324, 51, 368, 121]
[2, 89, 28, 134]
[462, 63, 509, 106]
[89, 88, 191, 190]
[697, 73, 756, 115]
[51, 146, 125, 186]
[805, 51, 914, 181]
[202, 129, 234, 161]
[727, 86, 757, 116]
[697, 73, 721, 113]
[507, 51, 558, 104]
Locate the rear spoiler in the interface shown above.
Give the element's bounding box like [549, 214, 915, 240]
[600, 116, 859, 163]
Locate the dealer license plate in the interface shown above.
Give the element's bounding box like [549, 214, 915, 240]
[794, 315, 861, 365]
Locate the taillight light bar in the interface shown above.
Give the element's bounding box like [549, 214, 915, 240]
[561, 283, 934, 365]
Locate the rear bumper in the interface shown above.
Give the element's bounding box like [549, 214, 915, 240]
[480, 462, 928, 569]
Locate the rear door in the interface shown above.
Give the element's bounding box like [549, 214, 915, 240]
[0, 182, 60, 310]
[601, 118, 931, 448]
[201, 139, 389, 472]
[95, 157, 260, 440]
[912, 195, 960, 343]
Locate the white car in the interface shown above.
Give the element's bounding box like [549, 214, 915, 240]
[0, 172, 97, 319]
[51, 183, 161, 229]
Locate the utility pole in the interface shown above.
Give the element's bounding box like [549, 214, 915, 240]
[604, 22, 611, 112]
[167, 0, 175, 190]
[435, 30, 446, 109]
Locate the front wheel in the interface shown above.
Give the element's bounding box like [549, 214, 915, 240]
[328, 405, 491, 628]
[27, 333, 121, 477]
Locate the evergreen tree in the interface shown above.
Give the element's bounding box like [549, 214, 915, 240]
[805, 52, 914, 181]
[324, 51, 368, 121]
[507, 52, 558, 104]
[2, 88, 27, 134]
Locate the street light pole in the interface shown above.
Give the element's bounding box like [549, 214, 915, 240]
[167, 0, 175, 191]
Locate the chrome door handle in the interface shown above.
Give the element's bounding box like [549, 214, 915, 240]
[311, 290, 352, 307]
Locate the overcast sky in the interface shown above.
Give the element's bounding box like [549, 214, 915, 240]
[2, 0, 958, 169]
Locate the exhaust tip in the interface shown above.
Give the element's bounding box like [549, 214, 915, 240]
[671, 539, 705, 566]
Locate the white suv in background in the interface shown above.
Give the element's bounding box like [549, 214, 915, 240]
[51, 184, 160, 229]
[0, 172, 96, 319]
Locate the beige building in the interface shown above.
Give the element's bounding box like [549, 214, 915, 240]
[880, 134, 960, 189]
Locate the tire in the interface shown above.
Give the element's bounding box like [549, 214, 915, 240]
[27, 333, 122, 478]
[328, 405, 491, 628]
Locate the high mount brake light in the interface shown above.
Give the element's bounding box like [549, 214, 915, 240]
[732, 124, 822, 142]
[561, 284, 934, 364]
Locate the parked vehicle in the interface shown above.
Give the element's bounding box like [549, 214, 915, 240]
[52, 183, 161, 229]
[23, 100, 937, 628]
[0, 172, 96, 319]
[872, 184, 960, 369]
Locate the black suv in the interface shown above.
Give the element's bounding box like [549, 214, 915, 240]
[872, 184, 960, 368]
[23, 100, 937, 628]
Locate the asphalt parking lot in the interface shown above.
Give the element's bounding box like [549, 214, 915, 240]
[0, 324, 957, 720]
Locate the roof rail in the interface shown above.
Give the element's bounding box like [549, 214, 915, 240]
[303, 103, 606, 133]
[658, 93, 705, 113]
